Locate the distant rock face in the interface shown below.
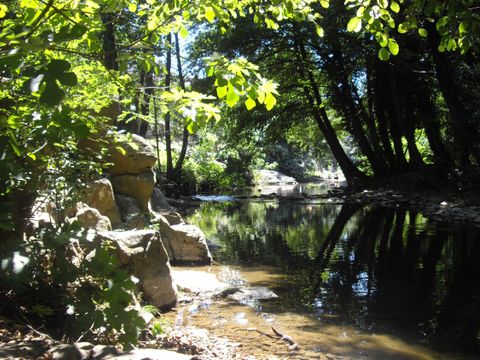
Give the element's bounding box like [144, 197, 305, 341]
[97, 230, 177, 310]
[255, 169, 298, 186]
[158, 216, 212, 265]
[84, 179, 121, 226]
[74, 204, 112, 232]
[106, 134, 157, 176]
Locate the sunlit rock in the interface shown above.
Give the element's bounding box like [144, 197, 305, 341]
[74, 204, 112, 232]
[106, 134, 157, 176]
[84, 178, 121, 226]
[172, 270, 228, 294]
[158, 219, 212, 265]
[254, 169, 298, 186]
[111, 170, 155, 211]
[97, 230, 177, 310]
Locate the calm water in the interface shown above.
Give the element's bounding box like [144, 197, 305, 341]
[180, 199, 480, 359]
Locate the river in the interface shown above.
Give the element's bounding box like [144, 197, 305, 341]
[169, 195, 480, 359]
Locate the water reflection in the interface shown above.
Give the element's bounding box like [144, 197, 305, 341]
[187, 201, 480, 358]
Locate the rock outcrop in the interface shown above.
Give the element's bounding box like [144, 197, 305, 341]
[157, 216, 212, 265]
[97, 230, 177, 310]
[84, 179, 121, 226]
[110, 171, 155, 211]
[106, 134, 157, 211]
[106, 134, 157, 176]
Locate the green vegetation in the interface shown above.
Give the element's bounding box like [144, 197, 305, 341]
[0, 0, 479, 349]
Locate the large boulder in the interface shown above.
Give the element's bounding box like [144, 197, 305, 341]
[110, 170, 155, 211]
[158, 217, 212, 265]
[84, 179, 121, 226]
[97, 230, 177, 310]
[106, 134, 157, 176]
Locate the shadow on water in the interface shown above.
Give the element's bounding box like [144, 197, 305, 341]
[186, 200, 480, 359]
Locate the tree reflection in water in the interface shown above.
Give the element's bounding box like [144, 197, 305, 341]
[187, 200, 480, 357]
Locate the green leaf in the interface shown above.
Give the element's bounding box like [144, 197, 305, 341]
[398, 22, 408, 34]
[418, 28, 428, 37]
[245, 98, 256, 110]
[205, 6, 215, 23]
[56, 72, 77, 86]
[390, 1, 400, 13]
[128, 3, 137, 12]
[40, 77, 65, 106]
[179, 26, 188, 39]
[388, 38, 399, 55]
[320, 0, 329, 8]
[0, 4, 7, 18]
[315, 25, 324, 37]
[264, 92, 276, 111]
[375, 32, 388, 47]
[216, 85, 227, 98]
[458, 21, 468, 35]
[226, 86, 239, 107]
[377, 0, 388, 9]
[347, 17, 362, 32]
[378, 47, 390, 61]
[47, 59, 71, 74]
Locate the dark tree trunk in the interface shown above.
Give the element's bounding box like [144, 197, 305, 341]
[426, 21, 480, 164]
[101, 13, 119, 71]
[101, 13, 123, 128]
[294, 35, 366, 185]
[367, 58, 396, 171]
[324, 45, 389, 177]
[375, 61, 409, 170]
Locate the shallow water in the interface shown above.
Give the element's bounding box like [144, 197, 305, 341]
[174, 200, 480, 359]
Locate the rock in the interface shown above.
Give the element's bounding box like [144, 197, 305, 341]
[255, 170, 298, 186]
[111, 171, 155, 211]
[124, 213, 149, 230]
[48, 342, 93, 360]
[91, 345, 119, 359]
[161, 212, 185, 226]
[151, 187, 172, 211]
[159, 222, 212, 265]
[172, 270, 228, 294]
[106, 134, 157, 176]
[104, 348, 192, 360]
[97, 230, 177, 310]
[84, 179, 121, 225]
[116, 194, 142, 221]
[74, 205, 112, 231]
[228, 287, 279, 305]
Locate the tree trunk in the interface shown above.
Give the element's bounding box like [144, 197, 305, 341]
[165, 33, 174, 179]
[174, 33, 189, 174]
[367, 57, 396, 170]
[426, 21, 480, 164]
[325, 45, 389, 177]
[294, 35, 366, 185]
[101, 13, 123, 128]
[139, 70, 154, 137]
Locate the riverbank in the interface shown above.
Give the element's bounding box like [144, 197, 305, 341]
[224, 186, 480, 227]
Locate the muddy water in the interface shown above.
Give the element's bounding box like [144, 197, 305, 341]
[170, 200, 480, 359]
